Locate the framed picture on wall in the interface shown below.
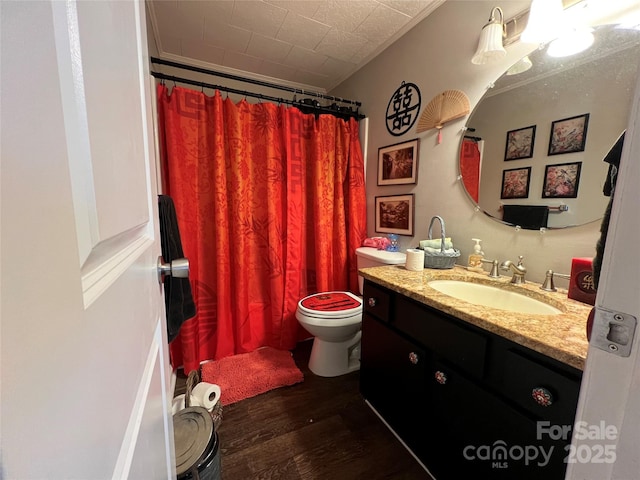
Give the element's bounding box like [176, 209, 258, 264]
[542, 162, 582, 198]
[500, 167, 531, 199]
[504, 125, 536, 161]
[375, 194, 414, 235]
[377, 139, 419, 185]
[548, 113, 590, 155]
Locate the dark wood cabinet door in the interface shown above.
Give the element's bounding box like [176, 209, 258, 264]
[427, 359, 569, 480]
[360, 314, 429, 455]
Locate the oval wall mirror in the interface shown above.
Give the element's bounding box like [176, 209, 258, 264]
[460, 24, 640, 229]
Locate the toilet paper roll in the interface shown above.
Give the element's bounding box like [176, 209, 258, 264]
[171, 394, 202, 415]
[191, 382, 222, 411]
[405, 248, 425, 272]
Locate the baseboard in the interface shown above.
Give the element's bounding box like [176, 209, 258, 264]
[364, 399, 435, 479]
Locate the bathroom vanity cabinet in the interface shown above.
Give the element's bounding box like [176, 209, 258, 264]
[360, 280, 583, 480]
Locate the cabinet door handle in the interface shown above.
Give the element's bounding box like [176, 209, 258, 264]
[434, 370, 447, 385]
[367, 297, 377, 307]
[408, 352, 419, 364]
[532, 387, 553, 407]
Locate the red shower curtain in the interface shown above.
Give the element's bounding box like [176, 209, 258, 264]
[460, 138, 481, 203]
[157, 84, 367, 372]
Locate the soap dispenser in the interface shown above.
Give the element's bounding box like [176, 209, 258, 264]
[468, 238, 484, 272]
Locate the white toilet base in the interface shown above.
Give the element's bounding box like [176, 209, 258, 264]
[308, 331, 361, 377]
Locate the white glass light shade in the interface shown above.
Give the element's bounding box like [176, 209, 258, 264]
[547, 28, 595, 57]
[472, 22, 507, 65]
[521, 0, 565, 45]
[506, 55, 533, 75]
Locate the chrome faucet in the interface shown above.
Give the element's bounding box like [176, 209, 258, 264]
[500, 256, 527, 284]
[540, 270, 571, 292]
[481, 258, 500, 278]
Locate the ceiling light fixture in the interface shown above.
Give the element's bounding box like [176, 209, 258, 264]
[471, 7, 507, 65]
[547, 1, 594, 57]
[520, 0, 565, 45]
[547, 26, 594, 57]
[506, 55, 533, 75]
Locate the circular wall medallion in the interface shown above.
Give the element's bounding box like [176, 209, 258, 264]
[386, 81, 421, 136]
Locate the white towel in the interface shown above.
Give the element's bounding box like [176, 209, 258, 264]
[420, 238, 453, 250]
[423, 246, 456, 254]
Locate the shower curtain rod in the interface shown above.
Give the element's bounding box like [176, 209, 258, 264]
[150, 57, 361, 108]
[151, 72, 364, 120]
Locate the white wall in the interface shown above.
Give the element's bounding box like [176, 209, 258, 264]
[146, 2, 159, 57]
[331, 0, 608, 284]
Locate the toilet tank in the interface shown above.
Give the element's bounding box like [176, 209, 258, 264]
[355, 247, 406, 294]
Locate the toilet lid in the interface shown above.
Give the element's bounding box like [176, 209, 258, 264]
[298, 291, 362, 318]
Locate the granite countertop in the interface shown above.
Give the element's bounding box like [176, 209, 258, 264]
[359, 265, 592, 371]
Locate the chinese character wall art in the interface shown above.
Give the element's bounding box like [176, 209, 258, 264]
[385, 82, 421, 136]
[501, 167, 531, 199]
[543, 162, 582, 198]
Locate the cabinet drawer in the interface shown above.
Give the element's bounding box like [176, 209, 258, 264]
[501, 349, 581, 426]
[363, 282, 392, 322]
[394, 297, 487, 379]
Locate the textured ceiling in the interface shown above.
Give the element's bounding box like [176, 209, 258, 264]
[147, 0, 445, 92]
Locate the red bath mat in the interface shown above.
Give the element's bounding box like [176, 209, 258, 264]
[201, 347, 304, 405]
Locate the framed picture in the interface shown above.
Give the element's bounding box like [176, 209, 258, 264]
[375, 194, 414, 235]
[377, 139, 419, 185]
[548, 113, 589, 155]
[500, 167, 531, 199]
[542, 162, 582, 198]
[504, 125, 536, 161]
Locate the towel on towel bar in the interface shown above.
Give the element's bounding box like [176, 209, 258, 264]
[502, 205, 549, 230]
[159, 195, 196, 343]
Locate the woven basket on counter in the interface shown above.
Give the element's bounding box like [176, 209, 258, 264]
[420, 216, 460, 269]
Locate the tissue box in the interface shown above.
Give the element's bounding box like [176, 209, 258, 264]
[568, 257, 597, 305]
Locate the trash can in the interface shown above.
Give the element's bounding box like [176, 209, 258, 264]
[174, 406, 221, 480]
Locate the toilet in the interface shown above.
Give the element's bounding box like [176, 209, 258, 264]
[296, 247, 407, 377]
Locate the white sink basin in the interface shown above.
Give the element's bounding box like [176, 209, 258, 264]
[427, 280, 562, 315]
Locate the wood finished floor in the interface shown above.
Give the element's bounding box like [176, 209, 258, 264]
[175, 340, 432, 480]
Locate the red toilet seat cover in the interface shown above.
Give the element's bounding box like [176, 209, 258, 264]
[300, 292, 361, 312]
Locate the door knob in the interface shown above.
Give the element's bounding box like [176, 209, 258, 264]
[157, 256, 189, 284]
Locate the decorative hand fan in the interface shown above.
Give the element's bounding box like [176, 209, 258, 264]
[416, 90, 470, 143]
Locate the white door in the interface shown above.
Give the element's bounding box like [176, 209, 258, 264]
[566, 41, 640, 479]
[1, 1, 174, 479]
